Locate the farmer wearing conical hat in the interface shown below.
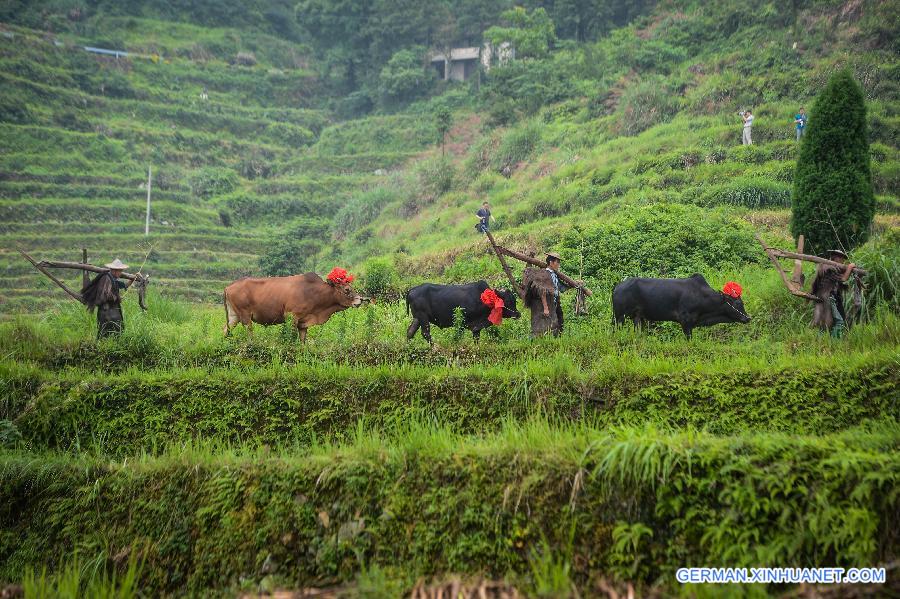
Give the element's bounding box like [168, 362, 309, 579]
[79, 258, 135, 338]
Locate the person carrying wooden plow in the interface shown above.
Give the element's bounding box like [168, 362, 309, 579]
[810, 249, 857, 339]
[80, 258, 136, 338]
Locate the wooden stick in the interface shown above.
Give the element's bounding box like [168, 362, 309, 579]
[768, 249, 867, 275]
[753, 235, 821, 302]
[18, 249, 85, 304]
[495, 246, 593, 296]
[791, 235, 804, 287]
[34, 259, 146, 281]
[82, 248, 89, 289]
[484, 230, 525, 299]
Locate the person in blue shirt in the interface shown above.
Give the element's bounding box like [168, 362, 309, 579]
[475, 201, 494, 234]
[794, 107, 807, 141]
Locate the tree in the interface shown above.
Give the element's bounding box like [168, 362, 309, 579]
[435, 106, 452, 156]
[378, 48, 431, 107]
[791, 69, 875, 254]
[485, 7, 557, 60]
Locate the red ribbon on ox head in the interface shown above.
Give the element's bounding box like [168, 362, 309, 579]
[480, 288, 505, 326]
[722, 281, 743, 299]
[327, 267, 354, 286]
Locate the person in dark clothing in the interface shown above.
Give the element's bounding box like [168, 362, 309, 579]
[544, 252, 572, 334]
[475, 201, 494, 233]
[80, 258, 133, 338]
[810, 249, 856, 338]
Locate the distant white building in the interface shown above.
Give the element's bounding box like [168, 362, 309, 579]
[430, 42, 513, 82]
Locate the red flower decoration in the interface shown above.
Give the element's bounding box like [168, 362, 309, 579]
[722, 281, 742, 298]
[327, 267, 354, 286]
[480, 288, 505, 326]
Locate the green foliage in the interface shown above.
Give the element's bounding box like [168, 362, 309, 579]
[361, 257, 396, 297]
[486, 7, 557, 60]
[616, 75, 680, 136]
[791, 70, 876, 253]
[189, 167, 239, 200]
[332, 187, 401, 240]
[258, 218, 329, 276]
[21, 555, 142, 599]
[379, 48, 433, 108]
[853, 229, 900, 316]
[563, 204, 761, 288]
[435, 105, 452, 154]
[451, 306, 466, 343]
[2, 424, 897, 594]
[0, 420, 22, 449]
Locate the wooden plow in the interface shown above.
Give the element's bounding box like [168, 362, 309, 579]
[754, 233, 867, 302]
[18, 248, 150, 310]
[484, 230, 592, 313]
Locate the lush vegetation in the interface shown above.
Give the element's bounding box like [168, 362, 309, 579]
[792, 69, 875, 253]
[0, 0, 898, 596]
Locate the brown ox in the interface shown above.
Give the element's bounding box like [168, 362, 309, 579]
[224, 272, 364, 342]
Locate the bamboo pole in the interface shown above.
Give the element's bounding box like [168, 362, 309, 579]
[495, 245, 593, 296]
[484, 230, 524, 299]
[18, 250, 85, 303]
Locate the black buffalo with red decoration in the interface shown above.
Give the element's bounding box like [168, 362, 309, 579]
[405, 281, 521, 344]
[612, 274, 751, 339]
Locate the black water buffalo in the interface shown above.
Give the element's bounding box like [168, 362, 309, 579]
[613, 274, 751, 339]
[406, 281, 521, 343]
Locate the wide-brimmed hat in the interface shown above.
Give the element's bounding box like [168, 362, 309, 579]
[546, 252, 562, 262]
[824, 249, 848, 260]
[104, 258, 128, 270]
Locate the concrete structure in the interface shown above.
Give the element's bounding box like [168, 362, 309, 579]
[431, 42, 513, 82]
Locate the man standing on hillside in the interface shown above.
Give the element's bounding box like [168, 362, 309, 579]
[545, 252, 572, 334]
[794, 107, 807, 141]
[475, 201, 495, 234]
[80, 258, 134, 338]
[810, 249, 856, 339]
[741, 109, 754, 145]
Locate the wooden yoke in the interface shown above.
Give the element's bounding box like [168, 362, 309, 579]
[754, 233, 867, 303]
[484, 231, 594, 299]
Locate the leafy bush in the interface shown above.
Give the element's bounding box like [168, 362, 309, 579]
[496, 119, 543, 170]
[265, 122, 314, 147]
[562, 203, 761, 288]
[378, 48, 433, 108]
[189, 167, 239, 199]
[361, 257, 396, 297]
[332, 187, 400, 240]
[616, 76, 679, 136]
[258, 218, 329, 276]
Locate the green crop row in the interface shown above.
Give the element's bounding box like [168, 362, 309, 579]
[1, 423, 897, 595]
[3, 353, 896, 454]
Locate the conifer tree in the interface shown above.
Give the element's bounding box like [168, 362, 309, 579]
[791, 69, 874, 253]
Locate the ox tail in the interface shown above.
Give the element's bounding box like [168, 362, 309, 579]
[405, 291, 410, 316]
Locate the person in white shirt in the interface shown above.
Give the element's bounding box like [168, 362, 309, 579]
[741, 109, 754, 145]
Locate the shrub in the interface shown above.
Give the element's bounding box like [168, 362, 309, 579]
[562, 203, 760, 288]
[616, 76, 679, 136]
[258, 218, 328, 276]
[791, 70, 875, 253]
[332, 187, 399, 240]
[361, 257, 396, 297]
[189, 167, 239, 199]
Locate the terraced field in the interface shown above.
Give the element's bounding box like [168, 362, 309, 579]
[0, 22, 437, 311]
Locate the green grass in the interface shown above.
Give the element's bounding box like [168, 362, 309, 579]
[2, 422, 897, 596]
